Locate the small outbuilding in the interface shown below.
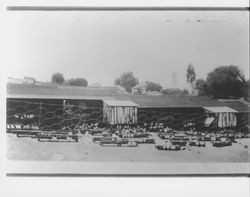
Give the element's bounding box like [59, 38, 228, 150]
[203, 106, 237, 128]
[103, 100, 138, 125]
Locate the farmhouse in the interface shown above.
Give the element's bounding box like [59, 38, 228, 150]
[6, 82, 250, 130]
[131, 81, 162, 95]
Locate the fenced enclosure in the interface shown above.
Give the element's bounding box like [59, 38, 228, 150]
[7, 99, 103, 130]
[6, 99, 250, 132]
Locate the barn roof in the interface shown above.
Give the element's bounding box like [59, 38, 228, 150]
[218, 99, 250, 112]
[7, 83, 125, 100]
[118, 95, 223, 108]
[7, 83, 250, 111]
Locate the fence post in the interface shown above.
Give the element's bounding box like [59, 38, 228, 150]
[38, 101, 42, 129]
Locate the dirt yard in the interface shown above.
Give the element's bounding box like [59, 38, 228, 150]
[7, 133, 250, 162]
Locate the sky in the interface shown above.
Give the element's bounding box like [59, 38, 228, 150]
[2, 10, 249, 89]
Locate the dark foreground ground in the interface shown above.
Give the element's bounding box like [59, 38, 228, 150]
[7, 133, 250, 162]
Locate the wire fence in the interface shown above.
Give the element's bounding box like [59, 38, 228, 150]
[6, 99, 250, 132]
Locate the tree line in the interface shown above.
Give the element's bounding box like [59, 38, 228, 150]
[51, 73, 88, 87]
[51, 64, 249, 100]
[192, 64, 249, 99]
[113, 64, 249, 99]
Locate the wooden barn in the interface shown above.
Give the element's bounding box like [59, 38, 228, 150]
[103, 100, 138, 125]
[217, 99, 250, 131]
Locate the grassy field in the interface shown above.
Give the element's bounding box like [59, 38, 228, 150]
[7, 133, 250, 162]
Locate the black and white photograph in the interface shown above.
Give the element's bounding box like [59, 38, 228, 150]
[1, 1, 249, 178]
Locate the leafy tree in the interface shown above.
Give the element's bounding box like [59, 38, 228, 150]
[146, 81, 163, 92]
[66, 78, 88, 87]
[186, 64, 196, 88]
[241, 79, 250, 100]
[114, 71, 139, 92]
[206, 65, 246, 98]
[51, 73, 65, 84]
[247, 80, 250, 99]
[195, 79, 210, 95]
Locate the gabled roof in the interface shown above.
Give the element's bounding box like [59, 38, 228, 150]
[132, 82, 148, 90]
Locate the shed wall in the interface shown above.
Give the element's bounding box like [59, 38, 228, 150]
[103, 104, 137, 124]
[217, 112, 237, 128]
[204, 108, 237, 128]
